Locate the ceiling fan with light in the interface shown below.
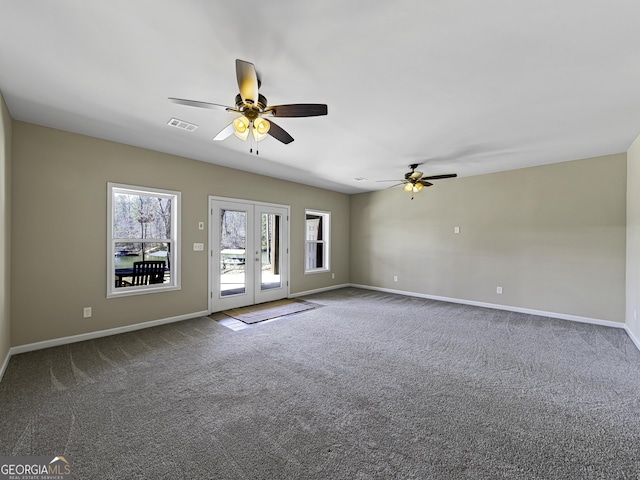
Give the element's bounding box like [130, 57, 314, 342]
[380, 164, 457, 199]
[169, 59, 328, 151]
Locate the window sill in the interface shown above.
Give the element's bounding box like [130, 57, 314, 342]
[107, 284, 181, 299]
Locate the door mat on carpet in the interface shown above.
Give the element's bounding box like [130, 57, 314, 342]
[221, 299, 319, 324]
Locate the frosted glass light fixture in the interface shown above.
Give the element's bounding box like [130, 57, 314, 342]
[252, 117, 270, 141]
[233, 116, 250, 140]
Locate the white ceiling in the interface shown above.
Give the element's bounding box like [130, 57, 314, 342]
[1, 1, 640, 194]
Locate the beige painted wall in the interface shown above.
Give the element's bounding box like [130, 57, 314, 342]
[7, 119, 632, 348]
[350, 154, 627, 322]
[626, 134, 640, 339]
[0, 92, 11, 366]
[11, 122, 350, 346]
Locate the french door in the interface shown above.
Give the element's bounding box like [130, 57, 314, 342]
[210, 198, 289, 311]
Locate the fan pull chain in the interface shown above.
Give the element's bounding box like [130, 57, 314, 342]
[247, 125, 260, 155]
[247, 130, 260, 155]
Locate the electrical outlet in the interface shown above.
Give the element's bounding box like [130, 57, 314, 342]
[393, 275, 398, 282]
[496, 286, 503, 294]
[331, 273, 335, 279]
[83, 307, 92, 318]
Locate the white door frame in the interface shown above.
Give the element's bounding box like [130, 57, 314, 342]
[208, 196, 290, 313]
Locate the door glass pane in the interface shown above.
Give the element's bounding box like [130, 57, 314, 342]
[261, 213, 281, 291]
[220, 209, 246, 297]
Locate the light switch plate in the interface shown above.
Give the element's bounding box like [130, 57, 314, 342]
[193, 243, 204, 251]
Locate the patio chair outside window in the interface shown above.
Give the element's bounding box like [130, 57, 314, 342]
[123, 260, 166, 286]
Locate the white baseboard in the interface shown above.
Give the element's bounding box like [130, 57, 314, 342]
[350, 284, 627, 330]
[0, 348, 10, 384]
[9, 310, 209, 356]
[625, 326, 640, 352]
[289, 283, 350, 298]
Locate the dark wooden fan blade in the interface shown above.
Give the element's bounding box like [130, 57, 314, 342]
[422, 174, 457, 180]
[213, 123, 235, 141]
[268, 104, 328, 117]
[267, 120, 294, 144]
[236, 59, 259, 104]
[168, 97, 231, 111]
[419, 180, 434, 187]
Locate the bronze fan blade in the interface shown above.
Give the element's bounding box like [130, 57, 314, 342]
[168, 97, 231, 110]
[267, 104, 328, 117]
[267, 120, 294, 144]
[213, 123, 235, 141]
[236, 59, 259, 104]
[419, 180, 434, 187]
[422, 174, 457, 180]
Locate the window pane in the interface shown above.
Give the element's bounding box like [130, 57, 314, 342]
[261, 213, 281, 291]
[306, 215, 322, 241]
[306, 242, 324, 270]
[113, 242, 171, 288]
[114, 242, 143, 269]
[113, 192, 172, 239]
[220, 209, 247, 297]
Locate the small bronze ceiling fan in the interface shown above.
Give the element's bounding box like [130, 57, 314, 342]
[380, 164, 457, 199]
[169, 59, 327, 148]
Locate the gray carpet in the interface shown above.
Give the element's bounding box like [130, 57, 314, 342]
[1, 287, 640, 479]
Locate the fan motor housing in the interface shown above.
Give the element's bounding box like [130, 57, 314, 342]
[235, 93, 268, 110]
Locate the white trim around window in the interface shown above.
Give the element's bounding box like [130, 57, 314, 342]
[107, 182, 181, 298]
[304, 209, 330, 274]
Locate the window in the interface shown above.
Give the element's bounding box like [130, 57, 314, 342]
[305, 209, 330, 273]
[107, 183, 180, 297]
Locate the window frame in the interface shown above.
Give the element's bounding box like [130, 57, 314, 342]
[107, 182, 181, 298]
[304, 209, 330, 274]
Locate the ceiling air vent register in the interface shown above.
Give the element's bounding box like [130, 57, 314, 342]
[167, 118, 198, 132]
